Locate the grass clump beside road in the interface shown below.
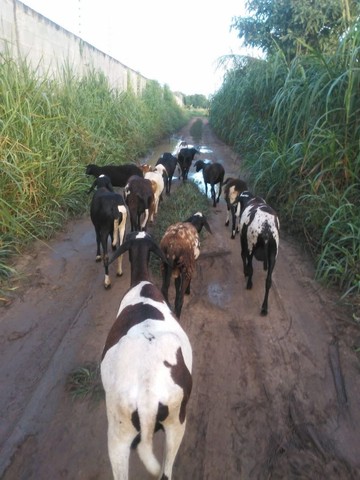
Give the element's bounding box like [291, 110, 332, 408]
[66, 363, 104, 403]
[210, 26, 360, 311]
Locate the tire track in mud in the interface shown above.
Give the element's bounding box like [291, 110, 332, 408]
[0, 248, 100, 475]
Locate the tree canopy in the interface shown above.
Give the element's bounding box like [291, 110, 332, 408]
[231, 0, 359, 59]
[184, 94, 209, 109]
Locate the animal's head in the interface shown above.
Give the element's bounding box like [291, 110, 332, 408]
[141, 164, 153, 174]
[108, 231, 168, 271]
[154, 164, 166, 174]
[85, 164, 96, 175]
[96, 174, 113, 190]
[189, 147, 201, 159]
[237, 191, 255, 215]
[185, 212, 212, 234]
[87, 174, 114, 194]
[194, 160, 205, 172]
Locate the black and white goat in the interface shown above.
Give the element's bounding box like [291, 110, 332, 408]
[223, 177, 248, 238]
[90, 175, 127, 289]
[156, 152, 178, 194]
[194, 160, 225, 207]
[177, 147, 200, 181]
[101, 231, 193, 480]
[86, 163, 143, 192]
[124, 175, 154, 232]
[238, 191, 280, 315]
[160, 212, 212, 318]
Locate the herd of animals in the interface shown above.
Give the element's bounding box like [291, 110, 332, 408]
[85, 143, 280, 480]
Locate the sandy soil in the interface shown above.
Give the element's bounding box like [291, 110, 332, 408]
[1, 119, 360, 480]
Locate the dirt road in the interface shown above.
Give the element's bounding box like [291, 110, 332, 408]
[1, 119, 360, 480]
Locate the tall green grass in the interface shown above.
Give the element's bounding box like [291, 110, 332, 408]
[0, 54, 186, 295]
[210, 25, 360, 305]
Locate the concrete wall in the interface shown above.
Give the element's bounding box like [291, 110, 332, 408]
[0, 0, 148, 94]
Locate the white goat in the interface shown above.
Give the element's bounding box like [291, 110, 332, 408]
[144, 169, 165, 221]
[101, 231, 193, 480]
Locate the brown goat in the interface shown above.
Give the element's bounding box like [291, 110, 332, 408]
[124, 176, 154, 231]
[160, 212, 211, 318]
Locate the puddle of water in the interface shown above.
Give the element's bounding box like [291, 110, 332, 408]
[51, 230, 94, 260]
[207, 282, 230, 306]
[199, 146, 213, 154]
[191, 170, 206, 193]
[140, 137, 197, 166]
[189, 160, 221, 198]
[140, 137, 216, 197]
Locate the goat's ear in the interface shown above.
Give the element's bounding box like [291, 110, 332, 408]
[87, 179, 97, 194]
[203, 219, 212, 234]
[151, 244, 168, 264]
[107, 240, 131, 265]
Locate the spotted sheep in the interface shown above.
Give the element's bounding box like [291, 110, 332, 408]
[160, 212, 212, 318]
[124, 175, 154, 232]
[101, 231, 192, 480]
[238, 191, 280, 315]
[194, 160, 225, 207]
[89, 175, 127, 289]
[223, 177, 248, 238]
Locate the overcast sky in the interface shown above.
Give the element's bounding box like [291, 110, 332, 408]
[21, 0, 258, 97]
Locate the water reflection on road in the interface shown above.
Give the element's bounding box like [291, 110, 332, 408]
[140, 136, 215, 195]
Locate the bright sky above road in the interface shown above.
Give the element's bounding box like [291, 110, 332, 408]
[21, 0, 259, 97]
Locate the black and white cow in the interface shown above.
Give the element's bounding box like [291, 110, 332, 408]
[101, 232, 193, 480]
[238, 191, 280, 315]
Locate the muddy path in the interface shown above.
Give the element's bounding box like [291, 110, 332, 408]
[1, 118, 360, 480]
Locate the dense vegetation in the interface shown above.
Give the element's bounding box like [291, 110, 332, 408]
[183, 94, 210, 109]
[0, 55, 187, 293]
[210, 0, 360, 306]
